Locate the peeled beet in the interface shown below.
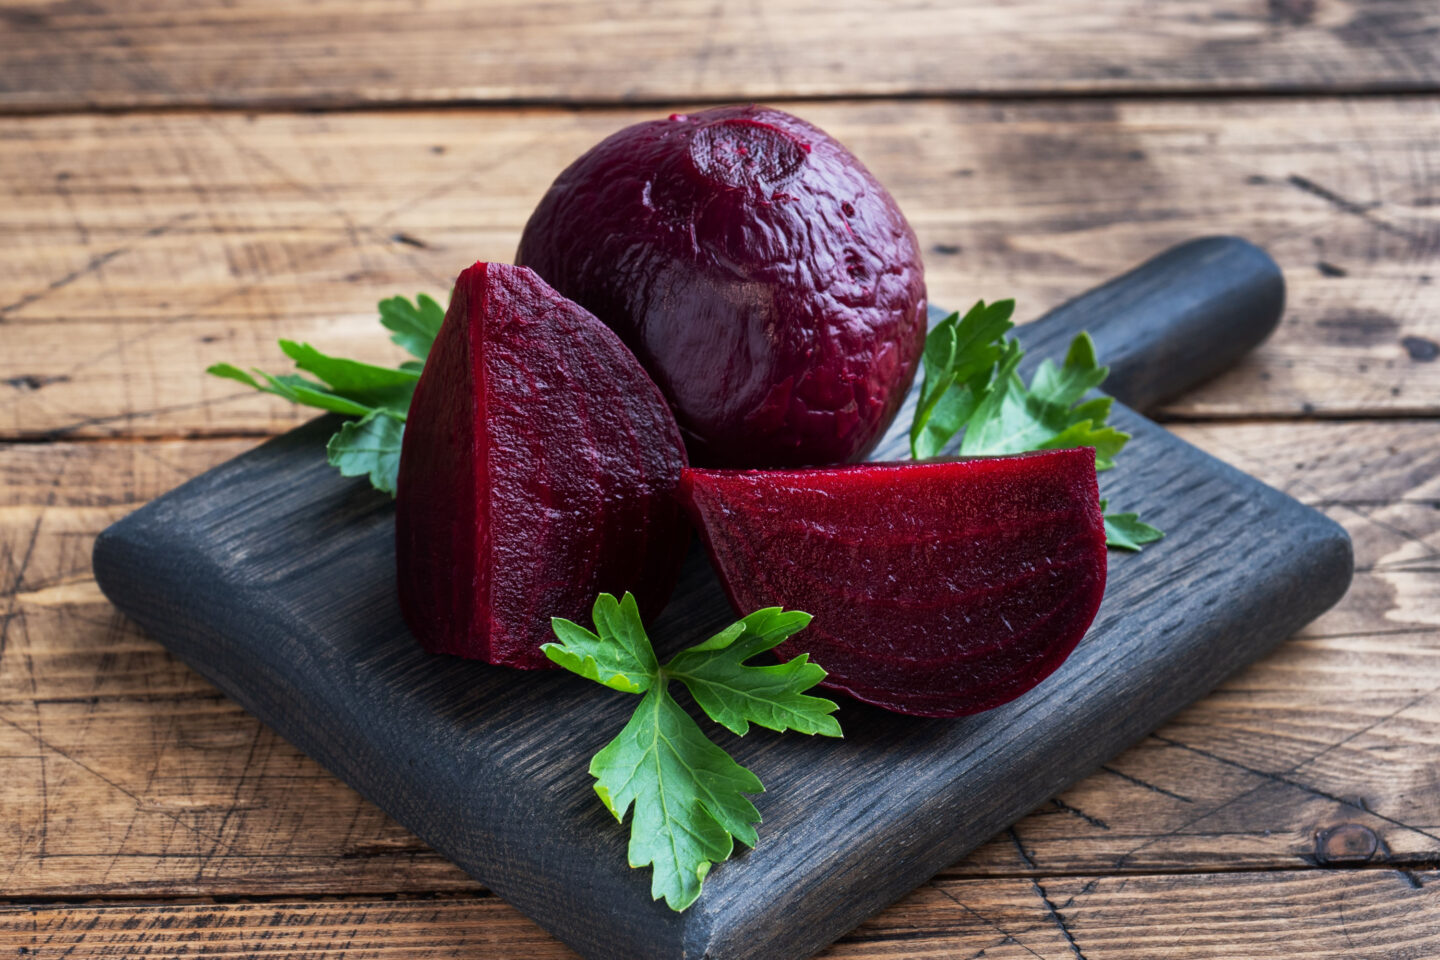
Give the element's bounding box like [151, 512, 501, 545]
[396, 262, 689, 669]
[678, 450, 1108, 717]
[516, 104, 927, 469]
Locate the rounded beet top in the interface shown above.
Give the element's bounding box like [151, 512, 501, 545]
[517, 104, 927, 469]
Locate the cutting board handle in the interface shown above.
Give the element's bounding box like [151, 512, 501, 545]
[1013, 236, 1284, 413]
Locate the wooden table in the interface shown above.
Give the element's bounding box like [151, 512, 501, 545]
[2, 3, 1439, 956]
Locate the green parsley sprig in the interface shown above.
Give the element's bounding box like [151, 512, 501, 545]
[207, 294, 444, 494]
[544, 593, 840, 911]
[910, 300, 1163, 551]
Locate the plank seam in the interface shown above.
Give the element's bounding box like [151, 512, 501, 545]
[3, 862, 1436, 909]
[2, 85, 1440, 120]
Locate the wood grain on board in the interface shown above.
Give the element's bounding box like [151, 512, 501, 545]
[0, 0, 1437, 112]
[4, 869, 1439, 959]
[2, 99, 1438, 443]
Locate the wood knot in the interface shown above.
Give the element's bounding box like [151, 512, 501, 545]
[1402, 336, 1439, 362]
[1268, 0, 1316, 27]
[1314, 823, 1379, 864]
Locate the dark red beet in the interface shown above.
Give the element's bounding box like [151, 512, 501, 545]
[516, 104, 927, 469]
[396, 262, 689, 669]
[678, 450, 1108, 717]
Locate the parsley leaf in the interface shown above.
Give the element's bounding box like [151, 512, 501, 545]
[207, 363, 378, 418]
[327, 410, 406, 495]
[379, 293, 445, 360]
[1100, 500, 1166, 552]
[543, 593, 837, 912]
[208, 295, 441, 497]
[212, 341, 419, 421]
[667, 608, 840, 737]
[911, 299, 1015, 460]
[910, 304, 1163, 549]
[277, 340, 419, 415]
[544, 592, 658, 693]
[959, 333, 1129, 466]
[591, 687, 763, 912]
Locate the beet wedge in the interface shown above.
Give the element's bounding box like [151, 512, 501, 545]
[397, 262, 689, 669]
[679, 449, 1107, 717]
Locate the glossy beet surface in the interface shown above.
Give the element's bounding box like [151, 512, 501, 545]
[516, 104, 927, 469]
[679, 450, 1108, 717]
[396, 262, 689, 669]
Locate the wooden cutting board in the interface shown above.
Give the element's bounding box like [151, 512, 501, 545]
[93, 237, 1352, 960]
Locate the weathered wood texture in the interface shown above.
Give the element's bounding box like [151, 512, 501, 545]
[0, 0, 1437, 112]
[4, 7, 1439, 952]
[5, 869, 1439, 959]
[2, 99, 1438, 442]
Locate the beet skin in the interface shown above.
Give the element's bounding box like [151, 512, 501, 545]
[516, 104, 927, 469]
[679, 450, 1109, 717]
[396, 262, 690, 669]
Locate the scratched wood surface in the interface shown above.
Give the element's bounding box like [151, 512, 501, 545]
[4, 0, 1440, 954]
[6, 869, 1440, 959]
[1, 100, 1438, 444]
[0, 0, 1438, 111]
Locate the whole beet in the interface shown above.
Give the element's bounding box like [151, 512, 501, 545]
[516, 105, 927, 468]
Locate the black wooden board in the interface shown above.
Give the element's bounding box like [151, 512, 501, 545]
[94, 237, 1352, 960]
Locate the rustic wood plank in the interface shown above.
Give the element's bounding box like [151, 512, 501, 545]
[1, 895, 575, 959]
[0, 439, 475, 895]
[2, 99, 1437, 440]
[5, 869, 1438, 959]
[1, 419, 1437, 897]
[0, 0, 1437, 112]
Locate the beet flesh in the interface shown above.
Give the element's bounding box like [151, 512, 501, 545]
[516, 104, 927, 469]
[396, 262, 690, 669]
[678, 450, 1108, 717]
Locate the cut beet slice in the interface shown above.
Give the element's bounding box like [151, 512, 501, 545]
[396, 262, 689, 669]
[678, 450, 1107, 716]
